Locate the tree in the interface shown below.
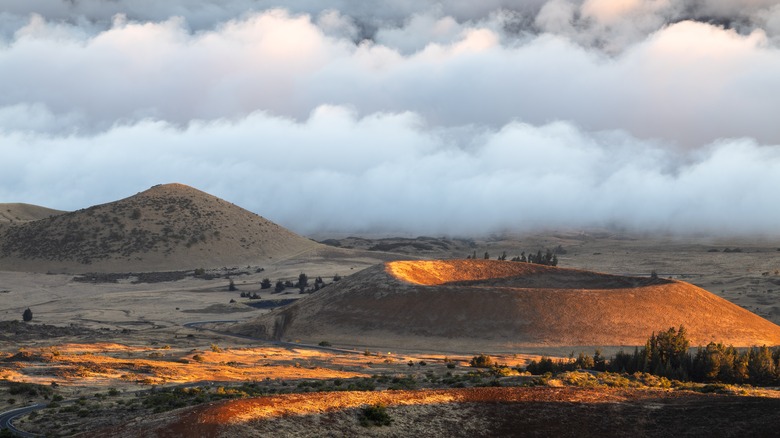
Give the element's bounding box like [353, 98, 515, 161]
[22, 308, 33, 322]
[298, 273, 308, 292]
[593, 349, 607, 371]
[484, 252, 490, 260]
[274, 281, 285, 293]
[574, 351, 594, 370]
[747, 346, 776, 385]
[261, 278, 272, 289]
[646, 326, 690, 378]
[228, 279, 237, 291]
[470, 354, 494, 368]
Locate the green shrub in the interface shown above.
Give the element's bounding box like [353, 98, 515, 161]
[470, 354, 494, 368]
[358, 403, 392, 427]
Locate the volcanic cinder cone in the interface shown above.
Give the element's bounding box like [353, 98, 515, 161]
[0, 183, 319, 273]
[234, 260, 780, 351]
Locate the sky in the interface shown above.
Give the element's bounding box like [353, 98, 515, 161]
[1, 0, 780, 236]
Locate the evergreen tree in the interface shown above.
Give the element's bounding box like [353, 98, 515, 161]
[298, 273, 308, 292]
[22, 308, 33, 322]
[748, 346, 776, 385]
[593, 349, 606, 371]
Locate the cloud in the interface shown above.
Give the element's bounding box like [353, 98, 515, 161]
[1, 107, 779, 236]
[1, 2, 779, 236]
[2, 11, 780, 147]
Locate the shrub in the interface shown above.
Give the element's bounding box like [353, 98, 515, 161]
[22, 308, 33, 322]
[470, 354, 494, 368]
[358, 403, 392, 427]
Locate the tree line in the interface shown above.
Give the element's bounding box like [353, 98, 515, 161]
[526, 326, 780, 386]
[467, 247, 561, 267]
[233, 273, 342, 298]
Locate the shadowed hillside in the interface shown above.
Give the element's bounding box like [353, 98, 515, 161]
[0, 183, 319, 273]
[234, 260, 780, 351]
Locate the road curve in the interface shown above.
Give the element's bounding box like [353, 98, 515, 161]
[0, 403, 46, 437]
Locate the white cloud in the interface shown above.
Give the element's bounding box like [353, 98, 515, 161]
[1, 2, 779, 235]
[1, 108, 779, 235]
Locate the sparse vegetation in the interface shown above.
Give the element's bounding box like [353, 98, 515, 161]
[358, 403, 392, 427]
[470, 354, 494, 368]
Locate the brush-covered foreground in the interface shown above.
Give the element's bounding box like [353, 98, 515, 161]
[3, 339, 780, 437]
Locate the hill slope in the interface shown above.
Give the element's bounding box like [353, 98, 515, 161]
[0, 183, 319, 273]
[0, 203, 65, 224]
[233, 260, 780, 351]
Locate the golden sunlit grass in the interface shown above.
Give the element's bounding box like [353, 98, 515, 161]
[1, 343, 370, 388]
[172, 386, 644, 428]
[386, 259, 547, 285]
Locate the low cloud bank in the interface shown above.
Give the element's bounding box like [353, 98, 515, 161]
[2, 107, 778, 236]
[1, 10, 779, 147]
[1, 3, 779, 235]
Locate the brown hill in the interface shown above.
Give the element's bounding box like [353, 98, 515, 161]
[0, 203, 65, 223]
[233, 260, 780, 351]
[0, 183, 319, 273]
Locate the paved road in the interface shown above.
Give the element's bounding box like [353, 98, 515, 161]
[0, 403, 46, 437]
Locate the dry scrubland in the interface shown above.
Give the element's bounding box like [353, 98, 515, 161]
[2, 184, 780, 436]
